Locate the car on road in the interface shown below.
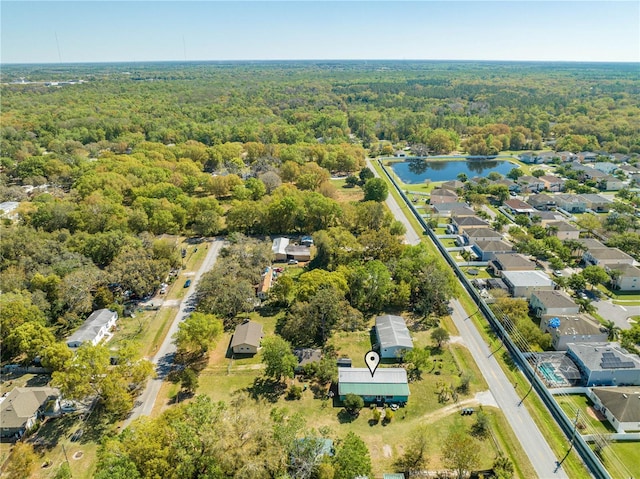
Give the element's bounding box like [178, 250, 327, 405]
[184, 279, 191, 288]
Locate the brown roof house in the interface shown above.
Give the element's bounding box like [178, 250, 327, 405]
[230, 320, 264, 355]
[504, 199, 536, 215]
[429, 188, 459, 205]
[0, 387, 61, 439]
[488, 253, 536, 276]
[589, 387, 640, 433]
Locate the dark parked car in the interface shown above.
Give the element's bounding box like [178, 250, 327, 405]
[184, 279, 192, 288]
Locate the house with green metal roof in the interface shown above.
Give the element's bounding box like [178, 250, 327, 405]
[338, 368, 409, 404]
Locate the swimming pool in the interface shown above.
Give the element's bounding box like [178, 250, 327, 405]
[539, 362, 564, 384]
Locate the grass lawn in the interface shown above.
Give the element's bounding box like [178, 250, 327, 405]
[329, 178, 365, 202]
[605, 441, 640, 479]
[191, 306, 505, 476]
[556, 395, 616, 435]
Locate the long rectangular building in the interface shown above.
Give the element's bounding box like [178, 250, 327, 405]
[338, 368, 410, 404]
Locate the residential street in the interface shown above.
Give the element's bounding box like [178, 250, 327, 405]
[449, 299, 569, 478]
[593, 299, 639, 330]
[124, 238, 225, 427]
[366, 159, 421, 245]
[370, 161, 570, 477]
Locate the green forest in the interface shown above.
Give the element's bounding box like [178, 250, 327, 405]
[1, 60, 639, 479]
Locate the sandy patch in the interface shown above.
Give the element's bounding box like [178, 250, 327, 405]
[383, 444, 392, 458]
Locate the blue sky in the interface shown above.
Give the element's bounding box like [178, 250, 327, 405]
[2, 1, 639, 63]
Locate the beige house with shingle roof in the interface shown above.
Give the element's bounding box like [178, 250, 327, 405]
[0, 387, 60, 438]
[230, 320, 264, 355]
[546, 221, 581, 240]
[488, 253, 536, 276]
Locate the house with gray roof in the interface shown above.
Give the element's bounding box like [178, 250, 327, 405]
[589, 387, 640, 432]
[441, 180, 465, 191]
[230, 319, 263, 355]
[531, 290, 580, 318]
[338, 368, 410, 403]
[462, 228, 503, 245]
[293, 348, 322, 372]
[577, 238, 606, 250]
[599, 175, 625, 191]
[66, 309, 118, 348]
[0, 387, 60, 438]
[554, 194, 586, 213]
[609, 264, 640, 292]
[375, 315, 413, 359]
[532, 211, 565, 225]
[528, 194, 557, 211]
[583, 247, 634, 268]
[540, 315, 607, 351]
[501, 270, 555, 298]
[431, 202, 475, 217]
[579, 194, 613, 212]
[472, 240, 514, 261]
[488, 253, 536, 277]
[566, 342, 640, 386]
[517, 175, 545, 193]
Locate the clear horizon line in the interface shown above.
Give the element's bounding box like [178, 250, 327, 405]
[3, 58, 639, 66]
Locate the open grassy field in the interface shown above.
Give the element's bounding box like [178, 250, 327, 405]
[605, 441, 640, 479]
[183, 301, 532, 476]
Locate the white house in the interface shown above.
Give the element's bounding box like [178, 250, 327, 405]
[589, 387, 640, 433]
[501, 270, 555, 298]
[609, 264, 640, 292]
[66, 309, 118, 348]
[546, 221, 581, 241]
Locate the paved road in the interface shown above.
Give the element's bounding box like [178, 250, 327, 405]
[366, 158, 421, 245]
[593, 299, 639, 330]
[450, 300, 568, 479]
[371, 162, 569, 477]
[124, 238, 225, 427]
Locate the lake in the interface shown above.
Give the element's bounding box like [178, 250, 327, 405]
[390, 158, 517, 184]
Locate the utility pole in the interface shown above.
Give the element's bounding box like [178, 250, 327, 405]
[555, 410, 579, 472]
[62, 444, 73, 478]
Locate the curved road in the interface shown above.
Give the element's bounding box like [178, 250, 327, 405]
[369, 158, 569, 478]
[124, 238, 225, 427]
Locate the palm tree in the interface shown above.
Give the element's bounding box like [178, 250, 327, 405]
[602, 319, 621, 341]
[575, 298, 596, 315]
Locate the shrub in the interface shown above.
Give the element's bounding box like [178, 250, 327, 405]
[287, 385, 302, 400]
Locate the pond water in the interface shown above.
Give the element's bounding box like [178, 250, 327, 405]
[390, 158, 517, 184]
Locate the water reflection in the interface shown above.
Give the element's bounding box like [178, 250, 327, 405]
[391, 159, 516, 184]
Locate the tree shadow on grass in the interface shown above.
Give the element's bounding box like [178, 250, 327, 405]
[337, 408, 358, 424]
[247, 377, 287, 403]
